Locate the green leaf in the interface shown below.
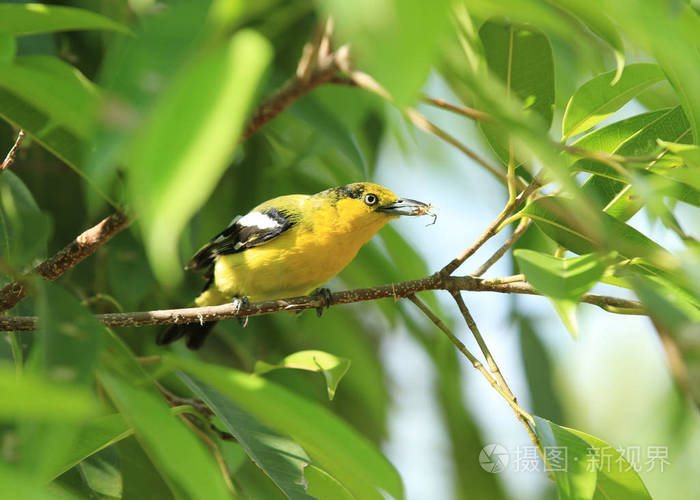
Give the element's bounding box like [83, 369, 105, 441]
[598, 1, 700, 144]
[305, 464, 355, 500]
[0, 87, 86, 170]
[0, 362, 99, 421]
[573, 106, 692, 217]
[551, 3, 625, 83]
[0, 55, 99, 138]
[317, 0, 451, 105]
[562, 64, 665, 138]
[0, 3, 129, 35]
[170, 355, 404, 500]
[98, 331, 232, 500]
[657, 139, 700, 169]
[0, 33, 16, 62]
[117, 437, 173, 500]
[0, 463, 77, 500]
[478, 18, 555, 165]
[534, 417, 596, 500]
[514, 250, 612, 337]
[77, 448, 123, 498]
[255, 350, 351, 400]
[180, 374, 317, 500]
[0, 170, 51, 271]
[567, 428, 653, 500]
[521, 196, 668, 260]
[50, 413, 133, 480]
[126, 30, 272, 286]
[18, 284, 105, 481]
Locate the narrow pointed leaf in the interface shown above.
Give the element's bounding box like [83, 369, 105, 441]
[179, 374, 318, 500]
[0, 3, 128, 35]
[478, 18, 555, 165]
[563, 64, 664, 138]
[170, 355, 404, 500]
[534, 417, 596, 500]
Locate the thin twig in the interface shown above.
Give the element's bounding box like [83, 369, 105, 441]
[472, 218, 532, 277]
[421, 96, 493, 123]
[441, 180, 540, 276]
[0, 274, 644, 332]
[450, 291, 513, 393]
[0, 130, 26, 174]
[408, 294, 541, 452]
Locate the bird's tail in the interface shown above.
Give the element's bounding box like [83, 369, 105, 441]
[156, 321, 218, 350]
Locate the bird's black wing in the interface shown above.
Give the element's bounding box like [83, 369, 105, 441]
[186, 208, 295, 271]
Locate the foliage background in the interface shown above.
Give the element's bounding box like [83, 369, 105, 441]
[1, 0, 700, 499]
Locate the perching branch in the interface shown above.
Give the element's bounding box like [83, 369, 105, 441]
[0, 23, 348, 313]
[0, 129, 25, 174]
[0, 274, 645, 331]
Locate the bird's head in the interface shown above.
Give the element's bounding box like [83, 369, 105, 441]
[322, 182, 429, 230]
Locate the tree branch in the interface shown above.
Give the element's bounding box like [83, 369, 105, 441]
[407, 294, 540, 451]
[0, 211, 130, 312]
[441, 179, 540, 276]
[0, 274, 644, 332]
[241, 19, 349, 141]
[0, 24, 347, 313]
[471, 218, 531, 277]
[0, 129, 25, 174]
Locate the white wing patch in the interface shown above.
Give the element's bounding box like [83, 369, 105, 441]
[238, 212, 282, 230]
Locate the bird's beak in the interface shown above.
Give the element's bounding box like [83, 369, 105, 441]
[377, 198, 428, 216]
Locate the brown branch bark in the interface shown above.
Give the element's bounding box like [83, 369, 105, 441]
[0, 274, 644, 331]
[0, 211, 130, 312]
[0, 129, 25, 174]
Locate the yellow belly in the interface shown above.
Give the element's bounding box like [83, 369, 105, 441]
[195, 221, 383, 306]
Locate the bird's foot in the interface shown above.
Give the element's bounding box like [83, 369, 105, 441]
[232, 296, 250, 327]
[312, 288, 333, 317]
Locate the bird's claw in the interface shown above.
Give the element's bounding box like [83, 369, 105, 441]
[313, 288, 333, 317]
[232, 296, 249, 328]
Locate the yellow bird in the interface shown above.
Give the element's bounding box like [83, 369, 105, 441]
[157, 182, 429, 349]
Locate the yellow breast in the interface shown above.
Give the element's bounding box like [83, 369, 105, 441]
[196, 200, 390, 305]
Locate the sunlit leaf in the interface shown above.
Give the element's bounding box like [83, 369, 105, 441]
[127, 30, 272, 286]
[0, 3, 129, 35]
[657, 139, 700, 169]
[305, 464, 355, 500]
[0, 56, 99, 139]
[562, 64, 664, 138]
[316, 0, 452, 105]
[478, 18, 555, 165]
[255, 350, 351, 400]
[567, 428, 653, 499]
[514, 250, 613, 336]
[535, 417, 596, 500]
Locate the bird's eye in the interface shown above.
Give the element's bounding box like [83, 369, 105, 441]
[363, 193, 378, 206]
